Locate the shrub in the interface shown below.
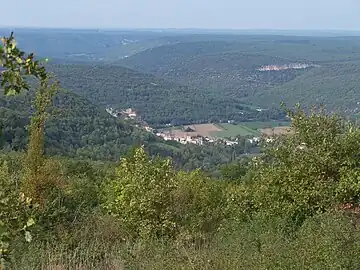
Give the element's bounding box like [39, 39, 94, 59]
[252, 107, 360, 223]
[103, 147, 228, 241]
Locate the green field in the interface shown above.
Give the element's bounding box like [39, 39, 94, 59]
[212, 124, 261, 138]
[211, 121, 291, 138]
[240, 121, 291, 129]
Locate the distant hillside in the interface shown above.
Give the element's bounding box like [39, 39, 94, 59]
[0, 28, 180, 62]
[245, 60, 360, 113]
[49, 63, 284, 125]
[120, 38, 360, 113]
[6, 29, 360, 120]
[9, 29, 360, 63]
[121, 49, 312, 100]
[120, 36, 360, 70]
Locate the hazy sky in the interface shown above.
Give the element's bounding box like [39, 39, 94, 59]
[2, 0, 360, 30]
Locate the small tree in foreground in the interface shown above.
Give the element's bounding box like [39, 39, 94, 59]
[0, 32, 59, 268]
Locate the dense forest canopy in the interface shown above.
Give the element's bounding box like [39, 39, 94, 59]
[0, 89, 256, 171]
[47, 63, 286, 125]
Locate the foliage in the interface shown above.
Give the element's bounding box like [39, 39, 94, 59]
[251, 106, 360, 223]
[3, 107, 360, 269]
[103, 147, 177, 239]
[0, 162, 36, 267]
[9, 212, 360, 270]
[0, 32, 59, 268]
[22, 77, 60, 205]
[103, 147, 227, 241]
[220, 159, 250, 181]
[0, 32, 48, 95]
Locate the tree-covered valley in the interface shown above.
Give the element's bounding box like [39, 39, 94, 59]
[1, 29, 360, 269]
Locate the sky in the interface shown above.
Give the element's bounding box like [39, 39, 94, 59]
[2, 0, 360, 30]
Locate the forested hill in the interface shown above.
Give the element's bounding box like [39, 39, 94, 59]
[120, 49, 311, 100]
[119, 38, 360, 113]
[4, 29, 360, 116]
[244, 60, 360, 113]
[0, 89, 252, 171]
[48, 63, 285, 125]
[0, 89, 144, 158]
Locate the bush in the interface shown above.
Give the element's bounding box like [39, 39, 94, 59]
[103, 147, 228, 241]
[251, 107, 360, 223]
[0, 161, 36, 267]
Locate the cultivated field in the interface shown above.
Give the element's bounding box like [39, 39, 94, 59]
[164, 124, 222, 138]
[162, 121, 291, 139]
[211, 121, 291, 138]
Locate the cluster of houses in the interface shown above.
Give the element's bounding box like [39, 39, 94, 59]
[121, 108, 137, 119]
[105, 107, 138, 119]
[106, 106, 276, 147]
[155, 131, 240, 146]
[157, 132, 206, 145]
[248, 136, 274, 144]
[155, 132, 272, 147]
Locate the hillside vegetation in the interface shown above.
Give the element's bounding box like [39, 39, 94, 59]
[122, 50, 307, 100]
[246, 60, 360, 112]
[49, 63, 285, 125]
[5, 29, 360, 122]
[0, 89, 255, 171]
[121, 37, 360, 113]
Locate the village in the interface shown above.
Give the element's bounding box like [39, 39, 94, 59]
[105, 106, 273, 147]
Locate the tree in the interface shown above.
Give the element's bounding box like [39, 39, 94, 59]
[0, 32, 49, 95]
[0, 32, 58, 267]
[103, 147, 177, 239]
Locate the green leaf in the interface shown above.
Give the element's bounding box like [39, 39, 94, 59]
[5, 88, 17, 96]
[26, 218, 35, 227]
[0, 222, 6, 235]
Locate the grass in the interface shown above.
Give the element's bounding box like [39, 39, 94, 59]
[10, 212, 360, 270]
[212, 124, 261, 138]
[241, 121, 291, 129]
[212, 121, 291, 138]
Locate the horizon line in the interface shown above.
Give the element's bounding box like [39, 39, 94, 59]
[0, 26, 360, 32]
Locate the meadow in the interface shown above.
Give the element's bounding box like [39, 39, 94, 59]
[163, 121, 291, 139]
[212, 123, 261, 138]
